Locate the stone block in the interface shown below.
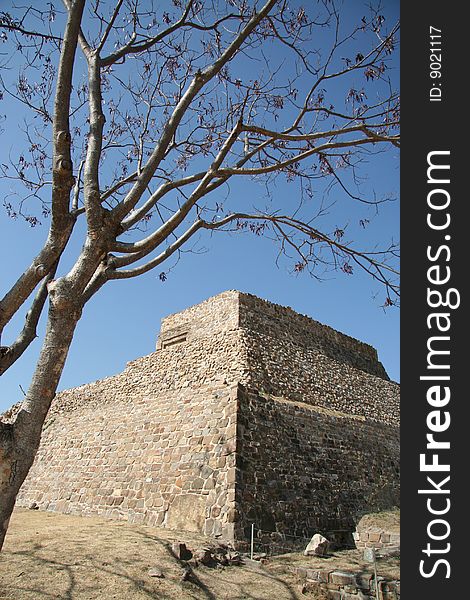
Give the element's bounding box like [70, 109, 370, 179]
[171, 542, 193, 561]
[166, 495, 206, 532]
[330, 571, 356, 586]
[317, 570, 332, 584]
[305, 569, 321, 581]
[304, 533, 330, 556]
[299, 580, 321, 595]
[325, 582, 341, 590]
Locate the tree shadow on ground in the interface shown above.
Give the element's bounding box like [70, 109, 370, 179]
[1, 527, 302, 600]
[2, 541, 174, 600]
[139, 529, 300, 600]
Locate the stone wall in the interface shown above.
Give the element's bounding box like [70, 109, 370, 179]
[157, 290, 240, 348]
[241, 328, 399, 425]
[293, 566, 400, 599]
[17, 325, 247, 539]
[353, 512, 400, 552]
[14, 290, 399, 546]
[156, 290, 399, 425]
[238, 293, 389, 379]
[18, 380, 239, 538]
[234, 387, 400, 544]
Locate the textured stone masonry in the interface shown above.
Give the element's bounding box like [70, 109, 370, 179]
[353, 513, 400, 552]
[235, 386, 399, 543]
[11, 290, 400, 548]
[293, 566, 400, 599]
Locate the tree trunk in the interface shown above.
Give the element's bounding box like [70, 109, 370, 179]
[0, 421, 38, 550]
[0, 285, 81, 550]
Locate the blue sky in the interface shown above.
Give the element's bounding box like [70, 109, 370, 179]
[0, 1, 399, 413]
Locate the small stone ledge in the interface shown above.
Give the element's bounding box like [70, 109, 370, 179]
[353, 511, 400, 552]
[292, 566, 400, 599]
[353, 529, 400, 550]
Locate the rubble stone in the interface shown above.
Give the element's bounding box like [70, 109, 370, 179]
[304, 534, 330, 556]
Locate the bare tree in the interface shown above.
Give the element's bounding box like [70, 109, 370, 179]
[0, 0, 399, 549]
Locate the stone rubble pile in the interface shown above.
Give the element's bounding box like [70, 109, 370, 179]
[170, 540, 242, 569]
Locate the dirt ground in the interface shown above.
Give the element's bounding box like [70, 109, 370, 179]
[0, 509, 399, 600]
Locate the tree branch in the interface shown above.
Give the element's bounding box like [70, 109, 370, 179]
[216, 135, 399, 177]
[109, 0, 277, 224]
[100, 0, 195, 66]
[82, 55, 107, 235]
[121, 171, 206, 231]
[96, 0, 125, 54]
[0, 20, 62, 43]
[0, 264, 57, 376]
[107, 211, 398, 302]
[0, 0, 85, 337]
[61, 0, 92, 58]
[112, 121, 242, 257]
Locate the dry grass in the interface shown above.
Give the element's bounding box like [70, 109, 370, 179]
[0, 509, 399, 600]
[356, 509, 400, 533]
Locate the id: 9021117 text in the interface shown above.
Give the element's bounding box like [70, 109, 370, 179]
[429, 26, 442, 102]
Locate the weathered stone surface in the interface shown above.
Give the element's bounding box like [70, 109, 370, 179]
[236, 385, 399, 545]
[304, 534, 330, 556]
[147, 568, 165, 578]
[330, 570, 356, 586]
[171, 542, 192, 561]
[165, 495, 206, 533]
[354, 512, 400, 552]
[293, 566, 400, 600]
[11, 290, 400, 551]
[193, 547, 214, 566]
